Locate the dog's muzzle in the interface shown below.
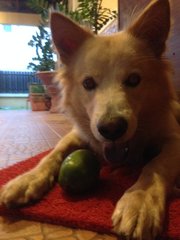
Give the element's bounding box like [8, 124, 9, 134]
[97, 116, 129, 165]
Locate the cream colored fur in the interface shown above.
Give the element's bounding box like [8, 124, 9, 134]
[0, 0, 180, 239]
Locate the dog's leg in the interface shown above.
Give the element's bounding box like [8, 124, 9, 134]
[112, 138, 180, 240]
[0, 129, 86, 207]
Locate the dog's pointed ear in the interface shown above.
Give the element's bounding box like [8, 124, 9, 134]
[50, 12, 93, 64]
[128, 0, 170, 57]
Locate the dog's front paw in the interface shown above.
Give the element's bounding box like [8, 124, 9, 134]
[0, 169, 55, 207]
[112, 189, 165, 240]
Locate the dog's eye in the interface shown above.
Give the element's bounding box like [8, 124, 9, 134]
[82, 77, 97, 91]
[124, 73, 141, 88]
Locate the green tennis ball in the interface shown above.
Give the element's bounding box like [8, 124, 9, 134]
[58, 149, 100, 194]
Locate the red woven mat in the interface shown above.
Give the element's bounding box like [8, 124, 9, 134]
[0, 151, 179, 239]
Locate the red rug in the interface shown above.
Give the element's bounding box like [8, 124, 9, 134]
[0, 151, 179, 239]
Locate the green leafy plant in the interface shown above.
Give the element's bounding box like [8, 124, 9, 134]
[27, 0, 68, 22]
[27, 25, 56, 71]
[27, 0, 117, 32]
[27, 0, 60, 72]
[27, 0, 49, 20]
[72, 0, 117, 33]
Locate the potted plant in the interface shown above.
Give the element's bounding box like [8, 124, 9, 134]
[27, 5, 58, 111]
[27, 23, 59, 112]
[27, 23, 57, 92]
[27, 0, 70, 112]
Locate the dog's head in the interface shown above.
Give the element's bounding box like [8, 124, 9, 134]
[51, 0, 172, 162]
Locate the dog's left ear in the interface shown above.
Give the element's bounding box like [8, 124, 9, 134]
[128, 0, 170, 57]
[51, 12, 93, 64]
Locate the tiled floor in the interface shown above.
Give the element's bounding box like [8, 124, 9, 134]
[0, 110, 117, 240]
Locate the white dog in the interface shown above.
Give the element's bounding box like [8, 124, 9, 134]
[1, 0, 180, 239]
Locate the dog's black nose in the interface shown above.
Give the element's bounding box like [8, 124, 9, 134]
[97, 117, 128, 141]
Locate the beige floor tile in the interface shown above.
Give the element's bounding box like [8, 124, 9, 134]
[45, 226, 73, 239]
[42, 223, 66, 235]
[9, 238, 26, 240]
[76, 229, 97, 240]
[28, 235, 44, 240]
[59, 237, 77, 240]
[99, 234, 117, 240]
[0, 217, 41, 239]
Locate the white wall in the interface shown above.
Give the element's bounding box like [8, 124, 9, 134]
[102, 0, 117, 10]
[0, 96, 28, 109]
[0, 12, 40, 26]
[71, 0, 117, 11]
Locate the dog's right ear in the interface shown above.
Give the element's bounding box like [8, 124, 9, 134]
[127, 0, 170, 57]
[51, 12, 93, 64]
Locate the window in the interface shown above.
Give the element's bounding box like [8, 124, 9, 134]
[0, 24, 41, 71]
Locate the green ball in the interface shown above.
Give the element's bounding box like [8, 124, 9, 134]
[58, 149, 100, 194]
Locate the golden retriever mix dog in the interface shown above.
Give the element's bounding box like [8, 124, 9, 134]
[0, 0, 180, 239]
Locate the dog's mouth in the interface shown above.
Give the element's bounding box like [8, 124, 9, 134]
[102, 141, 129, 166]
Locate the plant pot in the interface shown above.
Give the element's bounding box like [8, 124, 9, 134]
[36, 71, 60, 113]
[29, 95, 49, 111]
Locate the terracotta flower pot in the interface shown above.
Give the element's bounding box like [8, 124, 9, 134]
[36, 71, 60, 113]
